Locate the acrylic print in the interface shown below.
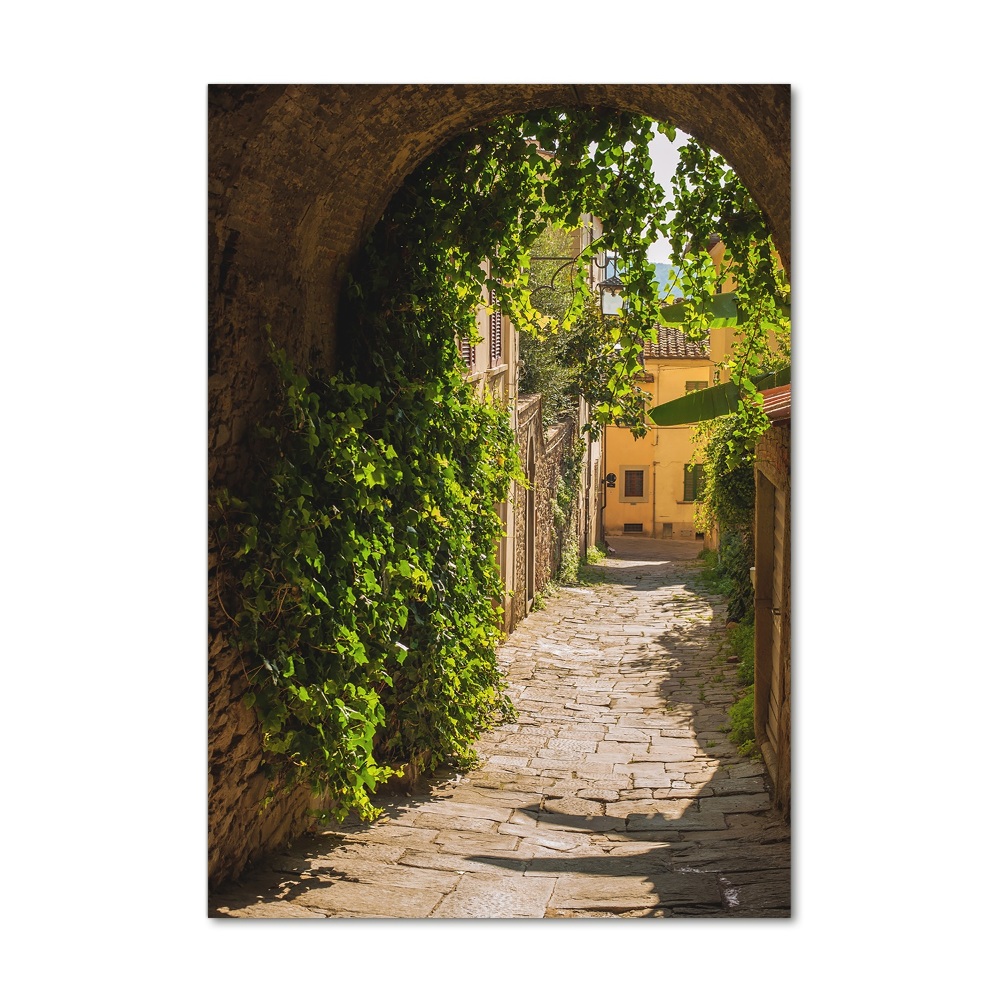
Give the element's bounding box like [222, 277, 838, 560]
[208, 84, 791, 917]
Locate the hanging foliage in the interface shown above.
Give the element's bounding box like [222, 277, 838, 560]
[213, 109, 675, 821]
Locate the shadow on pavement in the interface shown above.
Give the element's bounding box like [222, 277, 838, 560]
[464, 542, 790, 916]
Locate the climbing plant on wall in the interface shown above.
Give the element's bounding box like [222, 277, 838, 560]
[691, 415, 757, 622]
[214, 108, 675, 822]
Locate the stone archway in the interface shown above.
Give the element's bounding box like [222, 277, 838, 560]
[209, 84, 789, 494]
[208, 84, 790, 887]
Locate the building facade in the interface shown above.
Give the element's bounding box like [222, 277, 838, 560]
[461, 261, 602, 632]
[602, 323, 737, 541]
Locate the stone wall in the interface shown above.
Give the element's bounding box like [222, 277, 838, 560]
[510, 396, 537, 627]
[756, 422, 790, 492]
[510, 395, 577, 626]
[208, 84, 791, 886]
[536, 421, 577, 591]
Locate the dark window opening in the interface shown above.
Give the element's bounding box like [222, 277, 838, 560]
[684, 464, 705, 502]
[623, 469, 645, 498]
[460, 338, 474, 368]
[489, 290, 502, 367]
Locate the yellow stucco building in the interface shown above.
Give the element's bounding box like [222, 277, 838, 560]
[603, 323, 737, 542]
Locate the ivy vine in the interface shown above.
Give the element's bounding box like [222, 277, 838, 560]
[691, 415, 756, 622]
[213, 108, 677, 821]
[214, 351, 518, 820]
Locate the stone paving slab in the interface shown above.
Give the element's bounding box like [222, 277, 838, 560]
[209, 538, 791, 918]
[433, 873, 557, 917]
[215, 900, 327, 918]
[289, 880, 446, 918]
[397, 850, 526, 877]
[549, 871, 721, 912]
[339, 824, 441, 849]
[408, 799, 515, 823]
[307, 857, 462, 892]
[532, 813, 627, 834]
[541, 795, 607, 816]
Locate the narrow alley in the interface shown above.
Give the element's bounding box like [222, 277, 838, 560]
[210, 538, 790, 918]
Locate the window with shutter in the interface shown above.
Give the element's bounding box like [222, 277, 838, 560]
[685, 380, 708, 393]
[459, 338, 474, 368]
[623, 469, 644, 498]
[683, 464, 705, 502]
[489, 289, 502, 367]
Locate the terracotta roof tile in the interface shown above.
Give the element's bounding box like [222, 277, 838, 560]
[761, 383, 791, 424]
[643, 325, 710, 360]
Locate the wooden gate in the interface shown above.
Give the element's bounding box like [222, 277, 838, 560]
[754, 459, 791, 816]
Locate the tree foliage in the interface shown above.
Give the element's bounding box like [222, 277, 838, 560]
[340, 111, 675, 433]
[519, 226, 579, 426]
[663, 136, 791, 465]
[521, 225, 652, 434]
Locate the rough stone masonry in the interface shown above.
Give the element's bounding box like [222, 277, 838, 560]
[210, 537, 791, 918]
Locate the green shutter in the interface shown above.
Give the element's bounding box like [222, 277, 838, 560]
[684, 464, 705, 502]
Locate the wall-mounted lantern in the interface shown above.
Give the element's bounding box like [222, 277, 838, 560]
[598, 274, 625, 318]
[598, 254, 625, 318]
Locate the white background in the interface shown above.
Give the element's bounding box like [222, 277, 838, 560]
[3, 2, 995, 996]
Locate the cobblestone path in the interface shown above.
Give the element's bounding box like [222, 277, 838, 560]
[210, 538, 791, 918]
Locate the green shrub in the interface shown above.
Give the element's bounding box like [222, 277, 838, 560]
[727, 616, 755, 687]
[718, 529, 754, 623]
[727, 688, 755, 751]
[555, 440, 584, 585]
[697, 547, 731, 596]
[691, 417, 756, 621]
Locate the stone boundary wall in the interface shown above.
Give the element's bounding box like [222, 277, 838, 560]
[756, 422, 790, 493]
[537, 421, 578, 587]
[511, 395, 577, 627]
[510, 396, 537, 627]
[208, 574, 333, 887]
